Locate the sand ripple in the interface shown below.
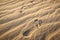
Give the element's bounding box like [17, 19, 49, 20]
[0, 0, 60, 40]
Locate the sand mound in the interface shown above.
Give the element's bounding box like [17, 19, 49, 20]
[0, 0, 60, 40]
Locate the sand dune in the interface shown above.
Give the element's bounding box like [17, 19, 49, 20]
[0, 0, 60, 40]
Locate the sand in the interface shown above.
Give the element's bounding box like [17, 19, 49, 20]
[0, 0, 60, 40]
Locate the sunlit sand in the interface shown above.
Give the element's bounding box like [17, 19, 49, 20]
[0, 0, 60, 40]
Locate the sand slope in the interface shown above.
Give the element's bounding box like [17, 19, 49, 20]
[0, 0, 60, 40]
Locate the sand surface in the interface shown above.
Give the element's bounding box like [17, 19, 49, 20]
[0, 0, 60, 40]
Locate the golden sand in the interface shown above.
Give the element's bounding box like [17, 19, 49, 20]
[0, 0, 60, 40]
